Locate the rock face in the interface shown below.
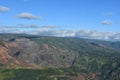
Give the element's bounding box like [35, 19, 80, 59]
[1, 38, 77, 68]
[0, 45, 21, 68]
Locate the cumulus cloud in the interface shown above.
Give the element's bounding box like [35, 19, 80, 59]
[14, 12, 41, 20]
[0, 24, 57, 30]
[75, 30, 115, 40]
[0, 6, 10, 12]
[0, 24, 120, 41]
[102, 20, 112, 25]
[26, 28, 120, 41]
[17, 24, 40, 28]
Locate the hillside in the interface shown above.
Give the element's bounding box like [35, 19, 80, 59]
[85, 39, 120, 50]
[0, 34, 119, 80]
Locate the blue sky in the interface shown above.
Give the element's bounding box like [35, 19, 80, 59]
[0, 0, 120, 40]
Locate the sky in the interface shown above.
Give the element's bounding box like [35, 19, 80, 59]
[0, 0, 120, 41]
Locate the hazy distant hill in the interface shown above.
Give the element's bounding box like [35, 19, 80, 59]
[84, 39, 120, 50]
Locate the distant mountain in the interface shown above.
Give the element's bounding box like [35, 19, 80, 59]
[84, 39, 120, 50]
[0, 34, 119, 80]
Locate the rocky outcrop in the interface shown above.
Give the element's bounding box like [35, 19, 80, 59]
[0, 38, 77, 68]
[0, 40, 38, 68]
[0, 45, 21, 68]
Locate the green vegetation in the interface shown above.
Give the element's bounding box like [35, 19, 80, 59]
[0, 60, 119, 80]
[0, 68, 80, 80]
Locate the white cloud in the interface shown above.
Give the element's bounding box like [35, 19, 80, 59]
[0, 6, 10, 12]
[17, 24, 40, 28]
[51, 30, 75, 37]
[75, 30, 115, 40]
[14, 12, 41, 20]
[102, 20, 112, 25]
[0, 24, 120, 41]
